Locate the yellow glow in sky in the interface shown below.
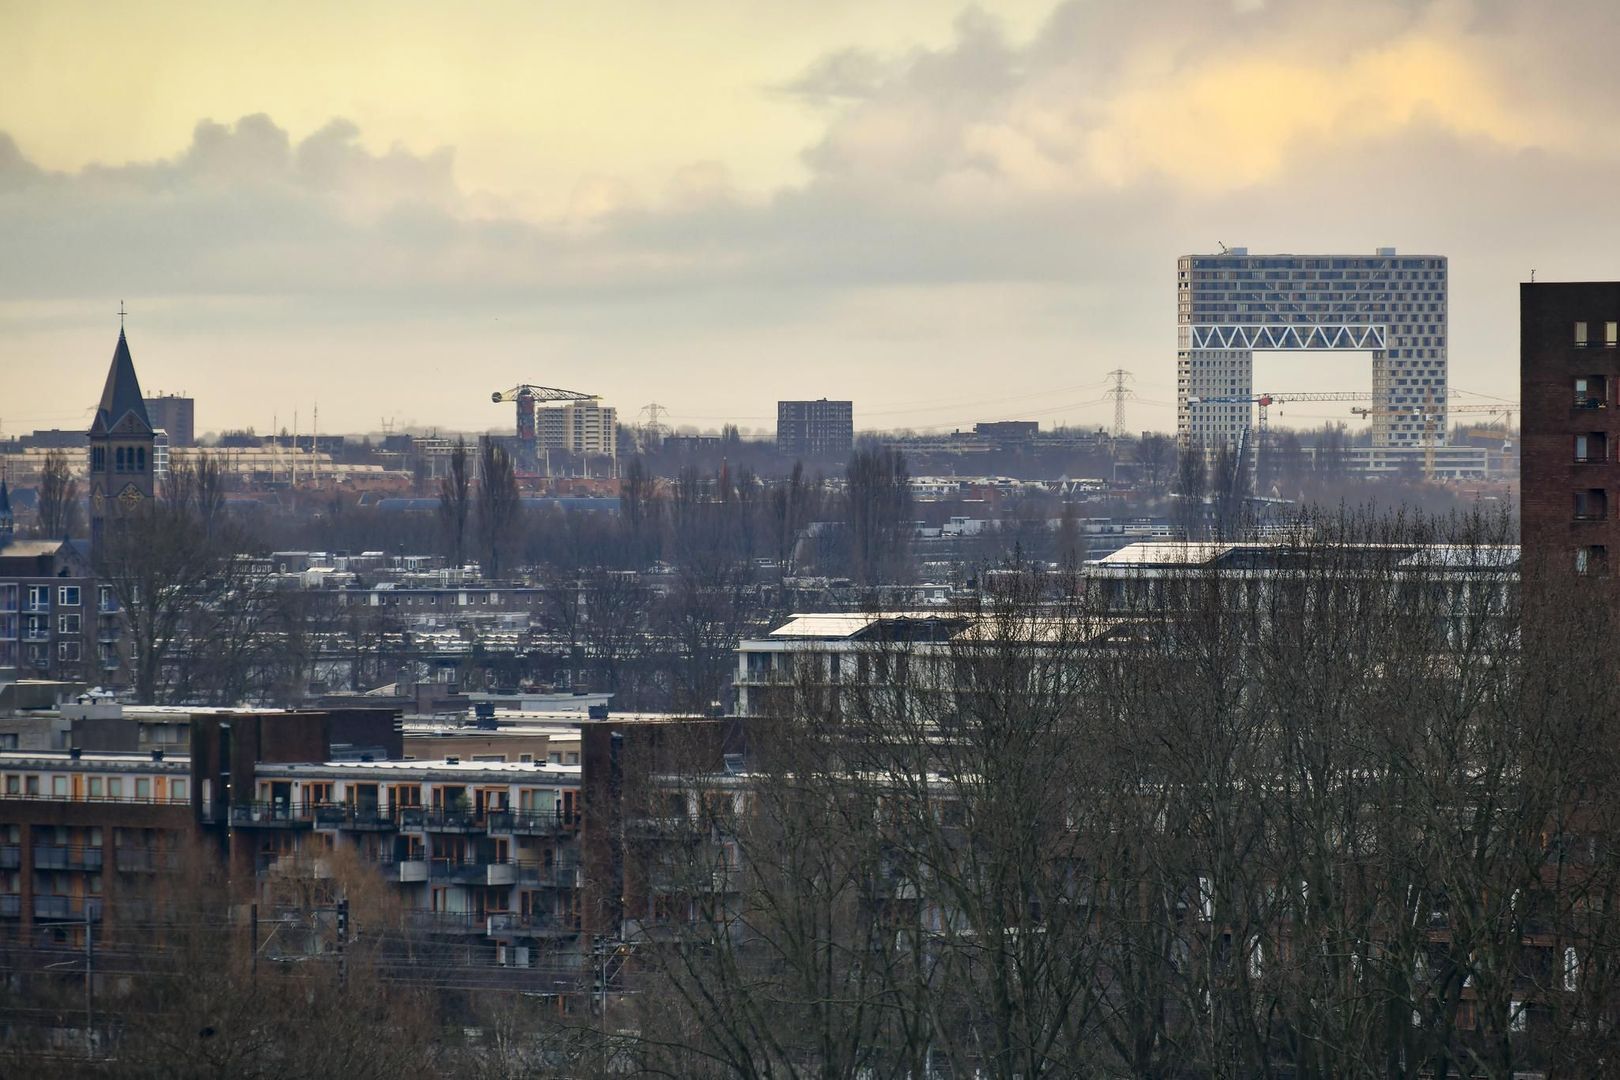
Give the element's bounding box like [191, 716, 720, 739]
[0, 1, 1054, 210]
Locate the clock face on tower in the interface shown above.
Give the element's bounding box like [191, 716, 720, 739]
[117, 484, 145, 510]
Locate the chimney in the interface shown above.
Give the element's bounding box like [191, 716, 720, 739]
[69, 747, 81, 761]
[151, 749, 164, 762]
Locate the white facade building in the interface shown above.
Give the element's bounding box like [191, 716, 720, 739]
[1177, 248, 1448, 452]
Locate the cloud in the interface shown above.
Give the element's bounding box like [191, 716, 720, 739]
[794, 0, 1589, 199]
[4, 0, 1620, 433]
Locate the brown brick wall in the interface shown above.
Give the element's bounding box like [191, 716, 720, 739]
[1521, 282, 1620, 573]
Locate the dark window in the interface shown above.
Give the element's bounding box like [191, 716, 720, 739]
[1576, 433, 1608, 463]
[1576, 489, 1607, 522]
[1576, 376, 1607, 409]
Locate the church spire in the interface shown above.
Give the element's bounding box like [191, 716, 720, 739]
[90, 327, 153, 437]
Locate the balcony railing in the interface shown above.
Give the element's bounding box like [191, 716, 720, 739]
[229, 801, 315, 827]
[115, 848, 177, 873]
[401, 910, 491, 934]
[34, 895, 102, 921]
[485, 911, 572, 936]
[486, 809, 577, 835]
[33, 845, 103, 871]
[429, 858, 518, 886]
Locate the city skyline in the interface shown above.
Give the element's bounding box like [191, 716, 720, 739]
[6, 0, 1619, 435]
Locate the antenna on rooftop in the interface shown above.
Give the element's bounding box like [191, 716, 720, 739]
[1217, 241, 1229, 255]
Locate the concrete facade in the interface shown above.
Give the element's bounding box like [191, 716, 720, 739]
[1178, 248, 1448, 451]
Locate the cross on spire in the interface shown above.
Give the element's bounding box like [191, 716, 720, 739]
[118, 300, 127, 329]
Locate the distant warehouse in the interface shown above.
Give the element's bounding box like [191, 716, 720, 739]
[777, 399, 853, 458]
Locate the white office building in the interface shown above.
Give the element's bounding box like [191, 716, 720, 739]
[1177, 248, 1448, 452]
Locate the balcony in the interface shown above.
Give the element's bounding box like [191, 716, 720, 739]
[314, 804, 397, 831]
[486, 911, 569, 937]
[430, 858, 516, 886]
[115, 848, 175, 873]
[34, 895, 102, 921]
[487, 809, 575, 835]
[229, 801, 314, 828]
[421, 808, 481, 833]
[402, 910, 489, 935]
[396, 858, 430, 883]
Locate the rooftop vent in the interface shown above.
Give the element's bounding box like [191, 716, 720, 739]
[69, 747, 81, 761]
[151, 749, 164, 762]
[587, 705, 609, 721]
[445, 755, 460, 765]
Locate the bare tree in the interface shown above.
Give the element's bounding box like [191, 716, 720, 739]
[846, 445, 913, 586]
[476, 436, 521, 580]
[438, 437, 471, 568]
[36, 447, 81, 538]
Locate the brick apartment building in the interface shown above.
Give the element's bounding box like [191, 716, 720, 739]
[1521, 282, 1620, 573]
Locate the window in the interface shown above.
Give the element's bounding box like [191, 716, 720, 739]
[25, 775, 39, 795]
[88, 777, 102, 798]
[134, 778, 151, 800]
[115, 447, 126, 472]
[57, 640, 80, 662]
[25, 586, 49, 611]
[91, 447, 105, 473]
[98, 586, 117, 613]
[1577, 490, 1608, 521]
[58, 614, 80, 636]
[1565, 947, 1580, 992]
[56, 587, 79, 608]
[1577, 545, 1607, 575]
[1510, 998, 1528, 1033]
[1576, 376, 1606, 408]
[1608, 322, 1618, 347]
[1576, 433, 1608, 463]
[1576, 321, 1589, 347]
[172, 779, 187, 800]
[51, 776, 67, 797]
[108, 778, 122, 798]
[3, 776, 15, 795]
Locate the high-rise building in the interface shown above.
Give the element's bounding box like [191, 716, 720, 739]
[1520, 282, 1620, 575]
[143, 394, 195, 447]
[1178, 248, 1448, 452]
[87, 328, 155, 557]
[777, 399, 853, 457]
[536, 401, 617, 456]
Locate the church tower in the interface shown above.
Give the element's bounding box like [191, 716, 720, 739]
[87, 326, 155, 556]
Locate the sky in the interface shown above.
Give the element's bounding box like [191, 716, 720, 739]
[2, 0, 1618, 439]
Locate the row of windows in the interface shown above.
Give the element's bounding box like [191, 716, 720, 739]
[1573, 321, 1620, 347]
[89, 446, 151, 473]
[1, 773, 186, 801]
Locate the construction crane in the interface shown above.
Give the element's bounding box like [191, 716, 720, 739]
[491, 384, 600, 444]
[1350, 400, 1513, 482]
[1185, 391, 1375, 491]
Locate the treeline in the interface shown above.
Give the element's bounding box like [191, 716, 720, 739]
[615, 511, 1620, 1078]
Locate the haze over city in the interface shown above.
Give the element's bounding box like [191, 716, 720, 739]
[5, 0, 1617, 435]
[7, 3, 1620, 1075]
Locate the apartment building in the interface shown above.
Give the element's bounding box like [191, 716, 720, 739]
[1178, 248, 1448, 452]
[0, 539, 106, 682]
[1521, 282, 1620, 574]
[777, 399, 854, 458]
[0, 748, 194, 943]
